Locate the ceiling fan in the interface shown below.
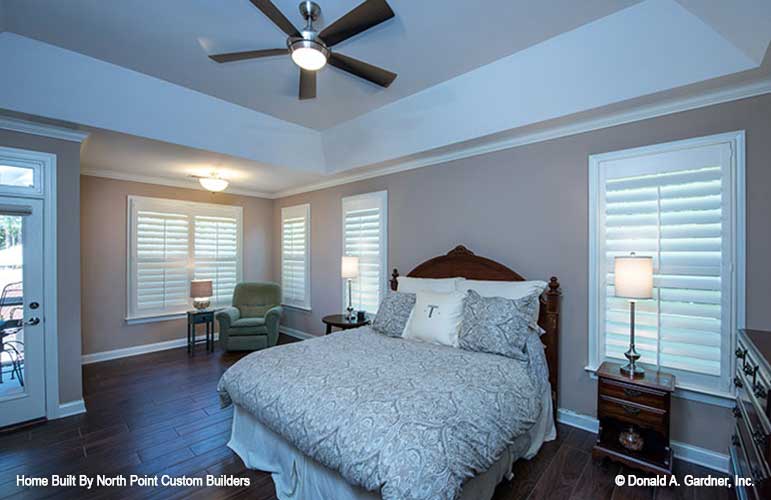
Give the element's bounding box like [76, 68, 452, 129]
[209, 0, 397, 100]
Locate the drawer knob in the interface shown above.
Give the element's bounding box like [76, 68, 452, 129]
[736, 348, 746, 359]
[754, 384, 767, 399]
[621, 405, 641, 416]
[734, 376, 743, 388]
[623, 388, 642, 398]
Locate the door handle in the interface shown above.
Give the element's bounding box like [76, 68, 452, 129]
[25, 317, 40, 326]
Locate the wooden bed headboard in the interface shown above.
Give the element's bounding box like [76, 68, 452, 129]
[390, 245, 562, 412]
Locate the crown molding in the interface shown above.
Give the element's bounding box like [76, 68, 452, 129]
[80, 168, 273, 199]
[0, 116, 89, 143]
[274, 77, 771, 198]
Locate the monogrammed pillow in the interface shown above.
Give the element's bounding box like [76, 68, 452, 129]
[458, 290, 541, 360]
[403, 291, 465, 347]
[371, 291, 416, 338]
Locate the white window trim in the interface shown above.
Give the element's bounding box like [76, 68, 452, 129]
[126, 195, 243, 323]
[341, 191, 388, 315]
[280, 203, 311, 311]
[587, 131, 745, 404]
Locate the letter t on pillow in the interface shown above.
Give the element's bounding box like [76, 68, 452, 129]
[403, 291, 465, 347]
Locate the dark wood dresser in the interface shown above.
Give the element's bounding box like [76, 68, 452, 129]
[732, 329, 771, 500]
[593, 361, 675, 475]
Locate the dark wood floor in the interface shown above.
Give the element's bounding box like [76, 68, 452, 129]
[1, 335, 734, 500]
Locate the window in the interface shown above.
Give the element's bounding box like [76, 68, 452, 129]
[342, 191, 388, 315]
[127, 196, 242, 321]
[589, 132, 744, 397]
[281, 204, 311, 310]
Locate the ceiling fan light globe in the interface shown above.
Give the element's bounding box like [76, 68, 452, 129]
[199, 176, 229, 192]
[289, 39, 329, 71]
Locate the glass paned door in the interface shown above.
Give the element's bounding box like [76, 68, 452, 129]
[0, 197, 45, 427]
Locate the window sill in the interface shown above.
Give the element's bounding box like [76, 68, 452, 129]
[584, 364, 735, 408]
[125, 313, 186, 325]
[281, 304, 312, 313]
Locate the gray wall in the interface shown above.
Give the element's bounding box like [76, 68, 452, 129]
[274, 93, 771, 454]
[80, 175, 274, 355]
[0, 129, 82, 405]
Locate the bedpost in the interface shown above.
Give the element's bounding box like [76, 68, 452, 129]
[390, 269, 399, 291]
[542, 277, 561, 419]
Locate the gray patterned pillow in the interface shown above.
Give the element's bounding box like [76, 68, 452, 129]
[459, 290, 540, 360]
[372, 291, 416, 338]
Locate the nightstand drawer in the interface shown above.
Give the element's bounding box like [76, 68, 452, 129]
[599, 378, 667, 410]
[599, 395, 667, 432]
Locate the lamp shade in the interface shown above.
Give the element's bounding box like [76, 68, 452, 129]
[190, 279, 213, 298]
[341, 256, 359, 279]
[614, 255, 653, 299]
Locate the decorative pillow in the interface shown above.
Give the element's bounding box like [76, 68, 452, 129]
[397, 276, 465, 294]
[403, 291, 465, 347]
[371, 291, 416, 338]
[457, 279, 546, 321]
[458, 290, 541, 360]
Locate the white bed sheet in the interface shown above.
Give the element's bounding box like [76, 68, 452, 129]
[228, 384, 556, 500]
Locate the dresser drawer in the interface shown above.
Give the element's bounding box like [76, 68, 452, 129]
[599, 378, 667, 410]
[735, 405, 770, 479]
[599, 395, 667, 433]
[736, 339, 771, 437]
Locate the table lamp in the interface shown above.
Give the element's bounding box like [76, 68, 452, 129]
[614, 253, 653, 378]
[190, 279, 213, 310]
[341, 256, 359, 321]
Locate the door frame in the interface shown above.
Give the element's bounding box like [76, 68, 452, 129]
[0, 145, 59, 420]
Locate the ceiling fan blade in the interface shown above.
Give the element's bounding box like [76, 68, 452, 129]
[249, 0, 300, 37]
[209, 48, 288, 63]
[329, 53, 396, 88]
[319, 0, 394, 47]
[299, 69, 317, 100]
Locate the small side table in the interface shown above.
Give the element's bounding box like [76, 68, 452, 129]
[322, 314, 370, 335]
[592, 361, 675, 475]
[187, 309, 215, 355]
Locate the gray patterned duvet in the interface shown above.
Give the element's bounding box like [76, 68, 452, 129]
[218, 327, 545, 500]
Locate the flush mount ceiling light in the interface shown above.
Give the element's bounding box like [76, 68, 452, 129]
[192, 173, 229, 192]
[209, 0, 397, 100]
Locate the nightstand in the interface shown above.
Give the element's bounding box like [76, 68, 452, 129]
[322, 314, 370, 335]
[592, 361, 675, 475]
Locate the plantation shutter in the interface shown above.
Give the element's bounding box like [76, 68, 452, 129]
[281, 204, 311, 309]
[342, 191, 387, 314]
[128, 197, 243, 321]
[134, 210, 190, 314]
[194, 215, 240, 306]
[597, 140, 736, 392]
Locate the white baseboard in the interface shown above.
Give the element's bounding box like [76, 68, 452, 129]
[556, 408, 730, 473]
[279, 326, 315, 340]
[82, 334, 220, 365]
[54, 399, 86, 419]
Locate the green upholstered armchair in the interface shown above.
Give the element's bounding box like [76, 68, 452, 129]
[216, 282, 282, 351]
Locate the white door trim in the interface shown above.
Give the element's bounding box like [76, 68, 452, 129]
[0, 145, 59, 421]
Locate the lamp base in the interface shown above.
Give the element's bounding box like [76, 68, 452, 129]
[192, 298, 210, 310]
[620, 362, 645, 378]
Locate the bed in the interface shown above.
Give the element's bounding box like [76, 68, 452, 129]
[218, 246, 562, 500]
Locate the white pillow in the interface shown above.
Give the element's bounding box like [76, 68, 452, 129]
[457, 279, 547, 299]
[403, 291, 465, 347]
[397, 276, 465, 294]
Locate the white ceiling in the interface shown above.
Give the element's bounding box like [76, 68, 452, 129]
[1, 0, 770, 197]
[79, 129, 325, 196]
[2, 0, 640, 130]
